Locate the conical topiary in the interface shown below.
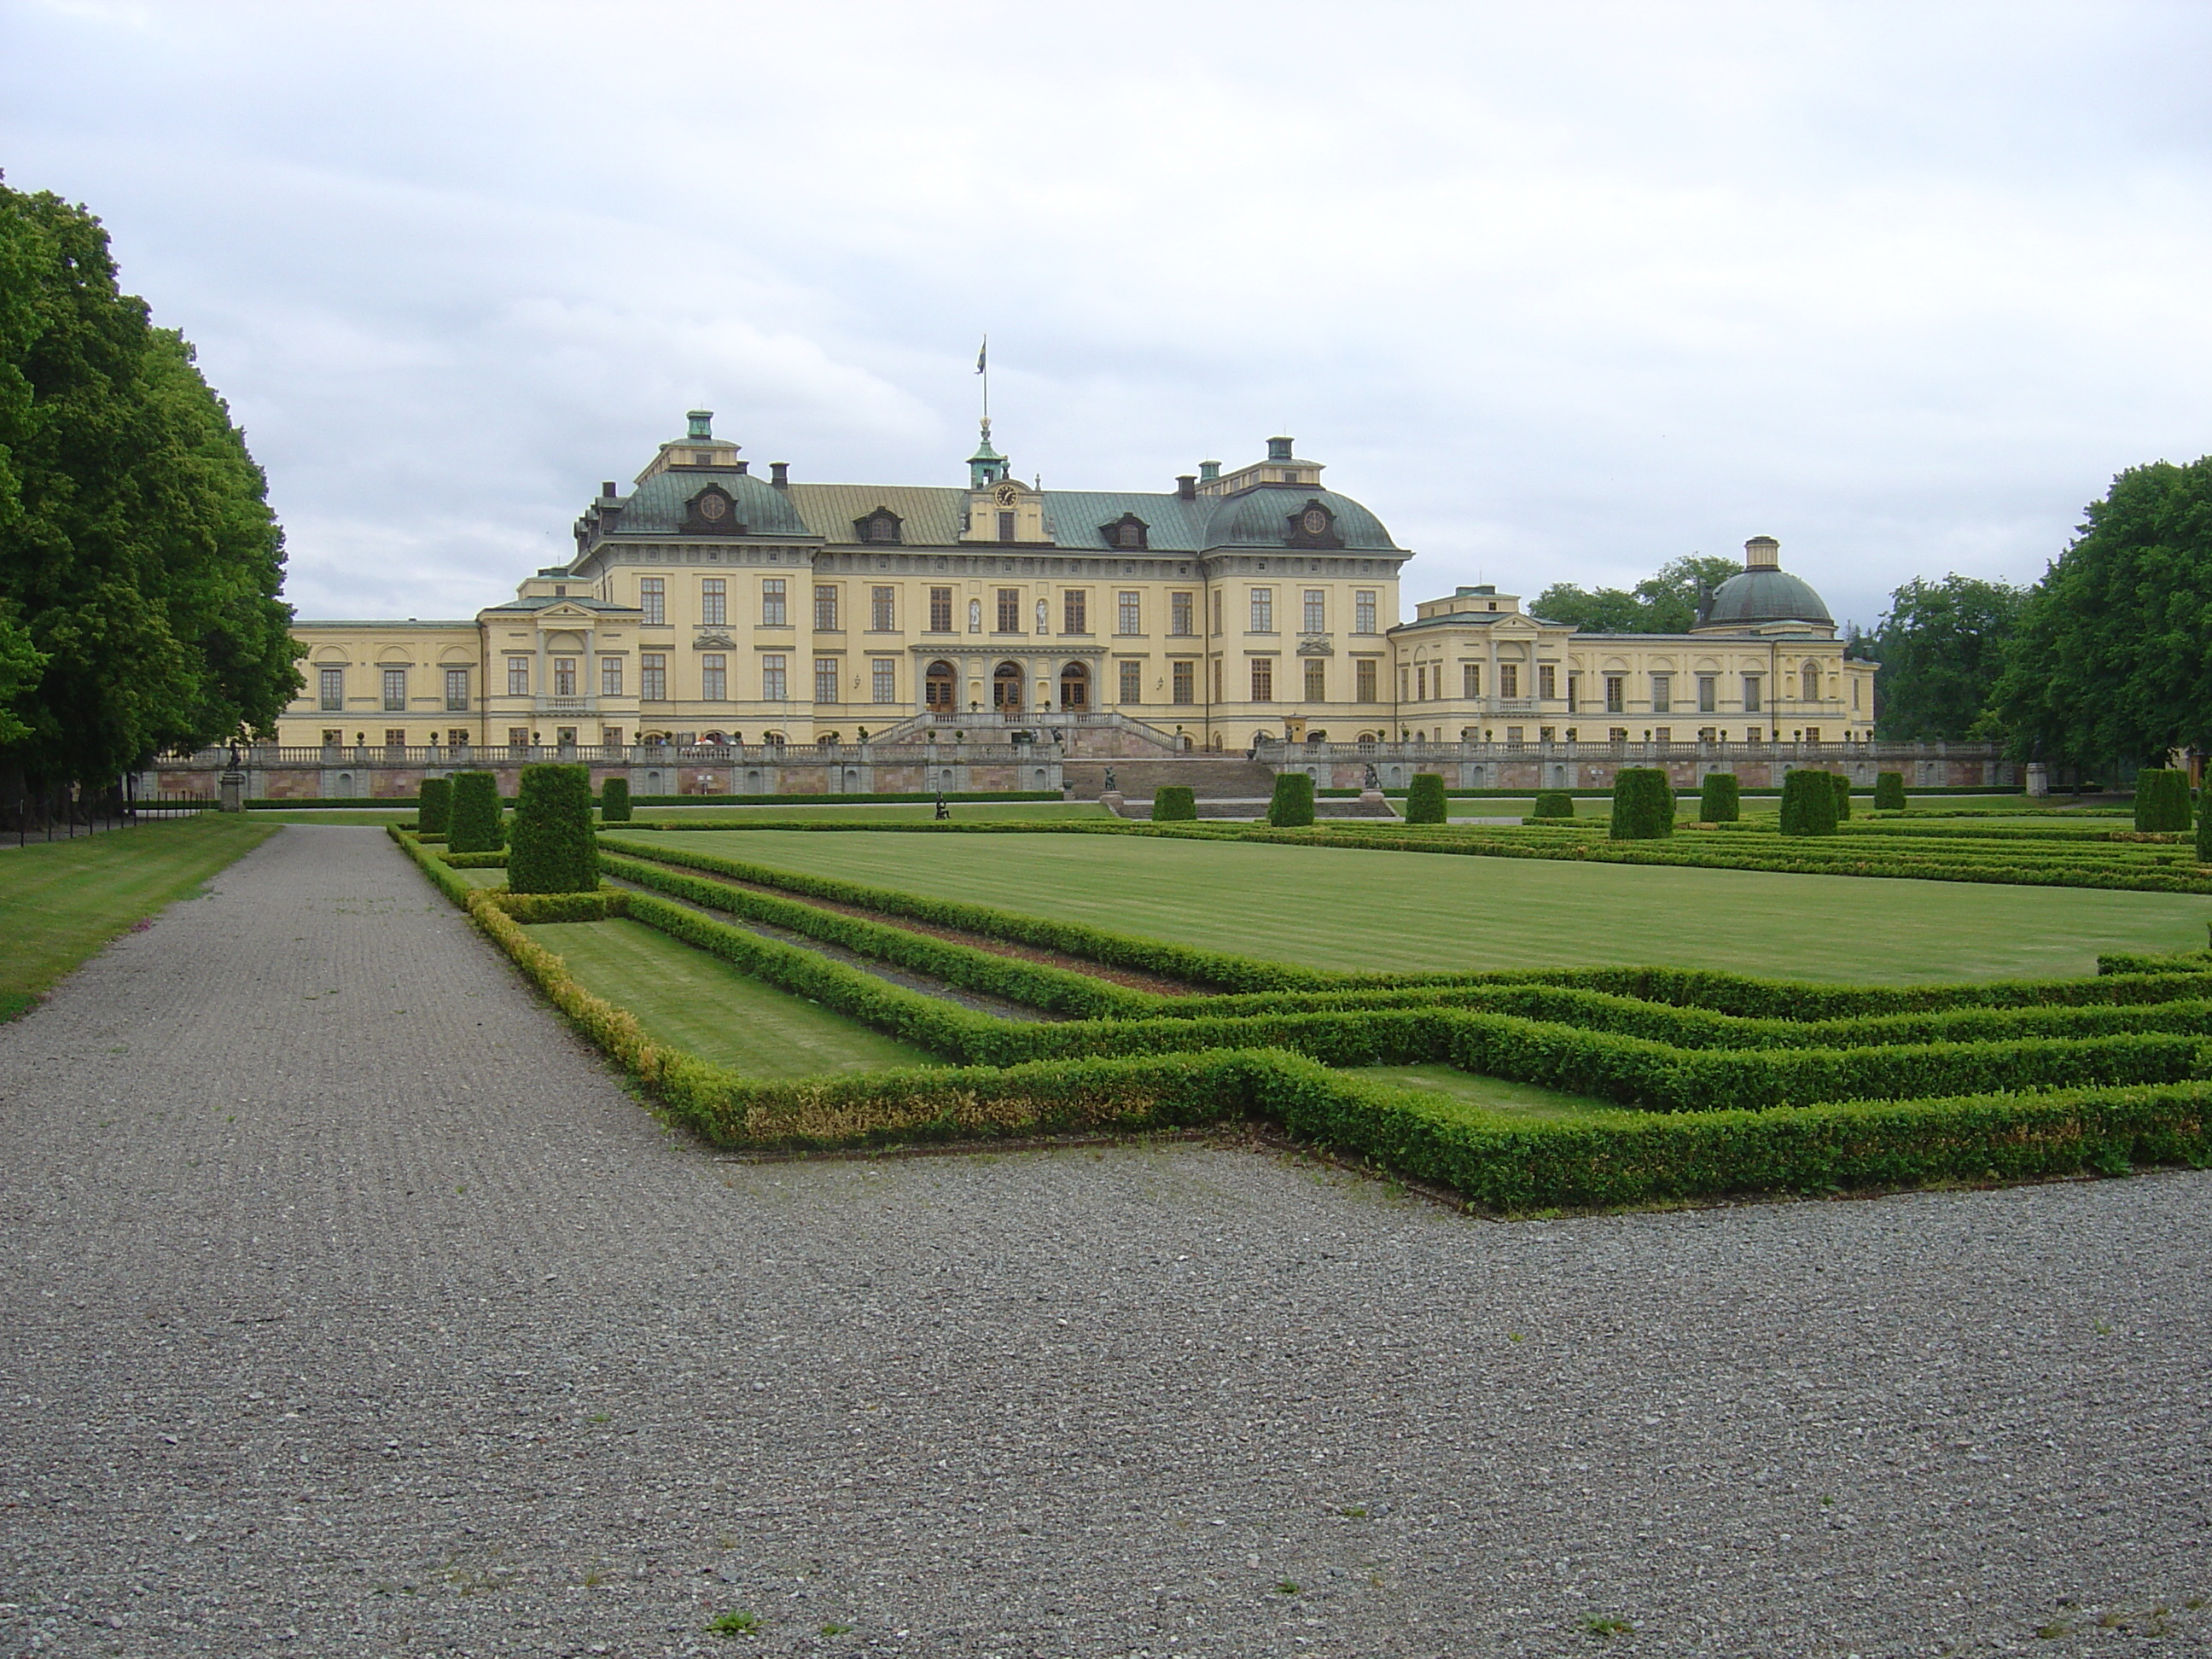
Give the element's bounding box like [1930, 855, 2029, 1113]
[1403, 773, 1447, 824]
[1778, 768, 1838, 836]
[1266, 771, 1316, 828]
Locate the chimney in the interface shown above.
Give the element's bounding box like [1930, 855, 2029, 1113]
[686, 410, 713, 439]
[1176, 474, 1196, 500]
[1744, 535, 1780, 570]
[769, 461, 789, 489]
[1198, 460, 1221, 483]
[733, 460, 749, 474]
[1266, 436, 1294, 462]
[601, 481, 617, 498]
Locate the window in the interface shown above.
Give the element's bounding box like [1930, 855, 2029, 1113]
[381, 668, 407, 711]
[1063, 589, 1089, 634]
[1119, 660, 1143, 703]
[508, 727, 529, 750]
[317, 667, 345, 711]
[1249, 588, 1274, 632]
[1537, 664, 1556, 701]
[872, 659, 897, 703]
[1505, 727, 1522, 747]
[815, 658, 840, 704]
[640, 578, 665, 626]
[1211, 591, 1224, 637]
[1463, 663, 1481, 699]
[1354, 590, 1377, 634]
[1170, 591, 1195, 636]
[1304, 659, 1326, 701]
[1114, 520, 1144, 549]
[871, 586, 896, 632]
[700, 654, 727, 700]
[1610, 727, 1629, 742]
[1804, 726, 1821, 743]
[924, 660, 956, 710]
[450, 729, 472, 748]
[1303, 590, 1326, 633]
[1415, 666, 1427, 701]
[761, 579, 787, 626]
[1356, 659, 1377, 702]
[701, 578, 726, 626]
[443, 668, 469, 711]
[814, 585, 838, 631]
[601, 728, 622, 748]
[1399, 667, 1410, 701]
[1747, 726, 1763, 742]
[600, 657, 623, 696]
[641, 653, 667, 701]
[384, 729, 407, 749]
[321, 728, 342, 747]
[1655, 727, 1672, 743]
[1743, 675, 1762, 713]
[1059, 663, 1089, 709]
[997, 509, 1016, 542]
[1853, 677, 1861, 711]
[1650, 672, 1672, 713]
[1117, 591, 1141, 635]
[761, 655, 787, 701]
[552, 658, 577, 697]
[1499, 664, 1519, 699]
[1211, 660, 1224, 702]
[1802, 663, 1821, 703]
[1567, 673, 1580, 713]
[1250, 657, 1273, 701]
[1604, 675, 1626, 713]
[997, 588, 1022, 632]
[1173, 661, 1196, 704]
[928, 586, 953, 632]
[1697, 675, 1717, 713]
[506, 657, 530, 696]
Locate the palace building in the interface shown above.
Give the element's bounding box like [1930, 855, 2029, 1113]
[275, 412, 1876, 759]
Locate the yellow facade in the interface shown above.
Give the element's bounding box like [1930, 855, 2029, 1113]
[275, 416, 1873, 750]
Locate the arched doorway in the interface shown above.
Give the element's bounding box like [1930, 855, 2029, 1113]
[1058, 661, 1090, 711]
[925, 660, 956, 712]
[992, 661, 1023, 711]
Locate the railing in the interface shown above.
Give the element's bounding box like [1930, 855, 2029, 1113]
[1271, 738, 2003, 764]
[156, 742, 1066, 768]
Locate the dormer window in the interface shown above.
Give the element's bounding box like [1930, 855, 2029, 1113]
[683, 486, 744, 535]
[854, 507, 904, 545]
[1100, 513, 1150, 550]
[1284, 498, 1342, 550]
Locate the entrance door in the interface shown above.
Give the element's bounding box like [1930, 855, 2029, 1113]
[992, 661, 1023, 711]
[924, 660, 956, 712]
[1058, 661, 1089, 711]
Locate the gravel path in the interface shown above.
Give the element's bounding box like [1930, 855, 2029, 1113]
[1, 824, 2207, 1658]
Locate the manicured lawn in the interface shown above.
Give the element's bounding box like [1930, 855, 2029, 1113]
[662, 829, 2212, 982]
[0, 815, 278, 1016]
[634, 800, 1105, 824]
[1348, 1064, 1624, 1122]
[527, 918, 942, 1076]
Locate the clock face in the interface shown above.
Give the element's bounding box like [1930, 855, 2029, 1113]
[996, 485, 1020, 507]
[697, 492, 728, 521]
[1301, 507, 1329, 536]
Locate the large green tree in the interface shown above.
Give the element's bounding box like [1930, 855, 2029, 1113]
[1990, 457, 2212, 768]
[1534, 555, 1739, 632]
[0, 183, 297, 792]
[1861, 573, 2024, 741]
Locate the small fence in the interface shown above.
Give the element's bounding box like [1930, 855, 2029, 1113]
[0, 783, 214, 845]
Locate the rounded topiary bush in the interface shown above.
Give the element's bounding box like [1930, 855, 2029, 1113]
[2134, 767, 2193, 832]
[416, 776, 452, 835]
[1151, 784, 1197, 822]
[1830, 771, 1852, 823]
[445, 771, 504, 853]
[1778, 767, 1839, 836]
[1608, 768, 1674, 841]
[1697, 772, 1739, 824]
[508, 764, 600, 894]
[1403, 773, 1447, 824]
[599, 777, 632, 823]
[1531, 790, 1575, 819]
[1873, 771, 1906, 812]
[1266, 771, 1316, 828]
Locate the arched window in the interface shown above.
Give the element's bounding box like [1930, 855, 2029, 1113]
[924, 660, 957, 711]
[992, 661, 1024, 711]
[1802, 662, 1820, 703]
[1059, 661, 1090, 710]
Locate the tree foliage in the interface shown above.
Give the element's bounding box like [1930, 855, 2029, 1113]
[1860, 574, 2024, 742]
[1533, 556, 1740, 633]
[1991, 458, 2212, 768]
[0, 182, 297, 789]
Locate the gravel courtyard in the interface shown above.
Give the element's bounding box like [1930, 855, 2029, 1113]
[0, 824, 2206, 1658]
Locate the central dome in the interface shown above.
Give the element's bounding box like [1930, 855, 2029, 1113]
[1694, 536, 1834, 632]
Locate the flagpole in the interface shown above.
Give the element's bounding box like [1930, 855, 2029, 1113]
[977, 335, 990, 439]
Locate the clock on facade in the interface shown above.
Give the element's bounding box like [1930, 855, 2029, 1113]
[995, 485, 1020, 507]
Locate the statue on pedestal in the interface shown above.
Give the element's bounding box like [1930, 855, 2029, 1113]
[1363, 762, 1380, 789]
[1103, 766, 1117, 793]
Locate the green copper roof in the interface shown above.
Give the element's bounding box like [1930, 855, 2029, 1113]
[1696, 568, 1833, 630]
[610, 468, 812, 537]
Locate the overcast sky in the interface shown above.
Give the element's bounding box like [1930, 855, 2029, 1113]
[7, 0, 2210, 630]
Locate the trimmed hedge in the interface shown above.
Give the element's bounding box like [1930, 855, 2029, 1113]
[1778, 769, 1838, 837]
[417, 777, 453, 835]
[447, 771, 504, 853]
[1873, 771, 1906, 812]
[2135, 768, 2193, 832]
[1266, 771, 1316, 828]
[1151, 785, 1197, 822]
[1403, 774, 1447, 825]
[1609, 769, 1674, 841]
[1830, 771, 1852, 823]
[2200, 779, 2212, 864]
[508, 764, 600, 894]
[1698, 773, 1739, 824]
[600, 777, 632, 823]
[1530, 791, 1575, 820]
